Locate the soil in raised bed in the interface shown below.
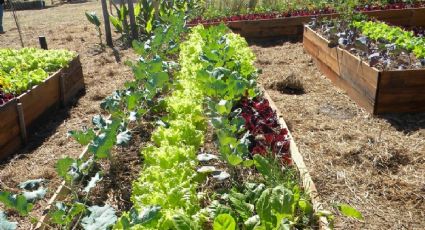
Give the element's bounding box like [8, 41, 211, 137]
[250, 40, 425, 229]
[0, 2, 139, 229]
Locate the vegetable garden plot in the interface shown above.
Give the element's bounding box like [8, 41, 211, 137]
[189, 5, 425, 40]
[303, 22, 425, 114]
[1, 2, 370, 228]
[0, 51, 84, 159]
[0, 14, 362, 228]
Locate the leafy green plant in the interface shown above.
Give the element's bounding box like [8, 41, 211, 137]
[0, 48, 76, 95]
[85, 11, 103, 46]
[214, 214, 237, 230]
[353, 20, 425, 59]
[0, 211, 17, 230]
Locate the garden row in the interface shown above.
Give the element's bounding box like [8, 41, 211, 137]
[196, 0, 425, 20]
[189, 3, 425, 40]
[113, 23, 320, 229]
[0, 49, 84, 159]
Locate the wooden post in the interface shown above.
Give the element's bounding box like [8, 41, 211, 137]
[109, 0, 113, 15]
[153, 0, 159, 20]
[127, 0, 138, 40]
[101, 0, 113, 47]
[39, 36, 48, 50]
[16, 103, 27, 144]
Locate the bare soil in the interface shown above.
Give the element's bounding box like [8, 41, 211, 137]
[251, 40, 425, 229]
[0, 2, 138, 229]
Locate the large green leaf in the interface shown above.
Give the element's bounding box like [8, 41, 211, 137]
[172, 213, 197, 230]
[213, 214, 236, 230]
[68, 129, 96, 146]
[109, 15, 123, 33]
[255, 188, 274, 228]
[337, 203, 364, 220]
[270, 186, 295, 221]
[85, 12, 101, 27]
[81, 205, 117, 230]
[0, 211, 17, 230]
[226, 154, 243, 166]
[0, 192, 32, 216]
[88, 119, 121, 159]
[55, 157, 75, 180]
[229, 191, 254, 220]
[253, 155, 274, 182]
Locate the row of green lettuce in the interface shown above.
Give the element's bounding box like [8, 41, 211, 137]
[112, 22, 321, 229]
[0, 48, 76, 95]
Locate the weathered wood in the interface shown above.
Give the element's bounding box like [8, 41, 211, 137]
[127, 0, 138, 40]
[17, 103, 27, 143]
[101, 0, 113, 47]
[61, 56, 85, 105]
[376, 70, 425, 113]
[260, 86, 330, 230]
[0, 99, 22, 160]
[18, 72, 61, 129]
[303, 26, 425, 114]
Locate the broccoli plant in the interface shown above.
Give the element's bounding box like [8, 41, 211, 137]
[85, 11, 103, 46]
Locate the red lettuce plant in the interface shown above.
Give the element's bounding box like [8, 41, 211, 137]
[234, 97, 291, 165]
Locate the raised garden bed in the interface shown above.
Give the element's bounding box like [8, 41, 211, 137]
[190, 7, 425, 40]
[4, 0, 45, 11]
[303, 26, 425, 114]
[0, 56, 84, 160]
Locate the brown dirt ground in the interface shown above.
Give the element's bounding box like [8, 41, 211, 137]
[251, 41, 425, 229]
[0, 2, 138, 229]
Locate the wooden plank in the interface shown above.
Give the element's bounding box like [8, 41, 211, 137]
[0, 137, 22, 161]
[365, 8, 415, 26]
[375, 70, 425, 113]
[0, 99, 22, 160]
[303, 27, 338, 61]
[303, 27, 376, 113]
[303, 28, 341, 79]
[238, 25, 303, 38]
[411, 7, 425, 26]
[260, 86, 330, 230]
[62, 56, 85, 104]
[0, 99, 20, 147]
[336, 48, 379, 105]
[18, 73, 61, 128]
[228, 15, 313, 28]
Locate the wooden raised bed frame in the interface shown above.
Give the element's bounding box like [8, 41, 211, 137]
[195, 7, 425, 40]
[303, 26, 425, 114]
[0, 55, 85, 160]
